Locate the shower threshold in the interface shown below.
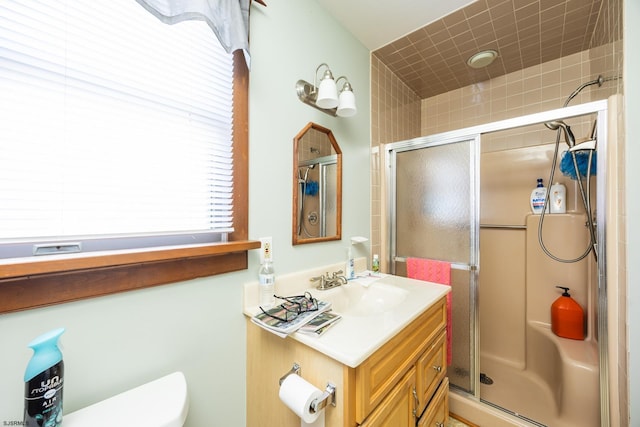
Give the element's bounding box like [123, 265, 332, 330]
[480, 399, 547, 427]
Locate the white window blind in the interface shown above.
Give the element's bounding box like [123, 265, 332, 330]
[0, 0, 235, 257]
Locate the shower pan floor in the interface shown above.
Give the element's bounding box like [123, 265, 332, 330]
[480, 356, 553, 426]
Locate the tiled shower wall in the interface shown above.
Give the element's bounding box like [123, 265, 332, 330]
[370, 0, 625, 422]
[370, 56, 421, 260]
[420, 45, 620, 145]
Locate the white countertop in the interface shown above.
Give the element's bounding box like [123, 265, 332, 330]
[243, 262, 450, 368]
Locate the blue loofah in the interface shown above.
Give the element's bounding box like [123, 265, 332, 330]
[305, 180, 319, 196]
[560, 151, 596, 179]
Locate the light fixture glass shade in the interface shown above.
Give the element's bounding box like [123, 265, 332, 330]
[337, 89, 356, 117]
[467, 50, 498, 69]
[316, 77, 339, 109]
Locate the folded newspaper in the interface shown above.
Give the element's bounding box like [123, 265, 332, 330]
[251, 298, 332, 338]
[298, 311, 342, 337]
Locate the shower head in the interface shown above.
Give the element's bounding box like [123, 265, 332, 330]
[301, 163, 316, 182]
[569, 139, 597, 152]
[544, 120, 576, 147]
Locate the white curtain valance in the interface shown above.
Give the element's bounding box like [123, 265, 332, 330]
[135, 0, 250, 62]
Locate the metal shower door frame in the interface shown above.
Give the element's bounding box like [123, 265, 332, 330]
[386, 133, 481, 396]
[384, 99, 610, 424]
[299, 154, 338, 237]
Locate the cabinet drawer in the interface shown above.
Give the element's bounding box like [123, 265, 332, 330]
[416, 330, 447, 415]
[355, 298, 446, 423]
[417, 377, 449, 427]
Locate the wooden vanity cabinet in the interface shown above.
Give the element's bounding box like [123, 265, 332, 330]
[356, 298, 447, 426]
[354, 298, 447, 423]
[246, 296, 448, 427]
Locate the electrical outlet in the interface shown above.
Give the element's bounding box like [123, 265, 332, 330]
[259, 237, 273, 264]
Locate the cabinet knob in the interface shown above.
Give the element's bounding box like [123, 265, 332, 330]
[435, 422, 444, 427]
[432, 365, 442, 372]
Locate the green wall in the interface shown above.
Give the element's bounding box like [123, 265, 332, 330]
[0, 1, 370, 426]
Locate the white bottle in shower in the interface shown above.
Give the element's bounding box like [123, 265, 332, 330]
[530, 178, 549, 214]
[550, 182, 567, 214]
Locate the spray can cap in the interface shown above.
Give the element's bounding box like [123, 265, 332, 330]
[24, 327, 65, 382]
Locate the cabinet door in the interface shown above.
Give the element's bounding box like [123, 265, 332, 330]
[416, 330, 447, 415]
[417, 378, 449, 427]
[361, 368, 417, 427]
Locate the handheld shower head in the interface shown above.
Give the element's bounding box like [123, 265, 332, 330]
[544, 120, 576, 147]
[300, 163, 316, 182]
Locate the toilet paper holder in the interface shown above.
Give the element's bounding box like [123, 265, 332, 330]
[279, 363, 302, 386]
[279, 363, 337, 413]
[311, 382, 336, 413]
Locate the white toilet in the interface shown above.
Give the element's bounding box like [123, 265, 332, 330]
[63, 371, 189, 427]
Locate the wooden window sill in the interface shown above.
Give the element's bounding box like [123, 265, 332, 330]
[0, 240, 261, 314]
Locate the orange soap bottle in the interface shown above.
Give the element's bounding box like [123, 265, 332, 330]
[551, 286, 584, 340]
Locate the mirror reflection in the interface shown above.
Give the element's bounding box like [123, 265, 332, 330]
[292, 123, 342, 245]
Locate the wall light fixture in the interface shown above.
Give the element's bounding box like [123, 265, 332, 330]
[296, 63, 357, 117]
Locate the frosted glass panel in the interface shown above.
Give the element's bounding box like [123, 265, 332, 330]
[392, 138, 475, 394]
[396, 141, 471, 263]
[324, 163, 338, 236]
[450, 268, 472, 391]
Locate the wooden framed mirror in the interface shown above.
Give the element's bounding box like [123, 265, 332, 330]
[292, 122, 342, 245]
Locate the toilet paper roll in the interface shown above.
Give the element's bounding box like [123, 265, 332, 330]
[279, 374, 325, 424]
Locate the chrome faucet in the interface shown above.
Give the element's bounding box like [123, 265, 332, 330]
[310, 270, 348, 290]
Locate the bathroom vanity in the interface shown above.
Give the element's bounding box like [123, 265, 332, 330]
[244, 263, 450, 426]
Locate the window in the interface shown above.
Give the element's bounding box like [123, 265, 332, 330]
[0, 0, 258, 313]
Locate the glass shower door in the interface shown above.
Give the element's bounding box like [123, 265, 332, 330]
[388, 136, 479, 394]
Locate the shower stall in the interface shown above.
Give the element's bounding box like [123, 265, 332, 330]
[297, 156, 338, 239]
[385, 99, 610, 427]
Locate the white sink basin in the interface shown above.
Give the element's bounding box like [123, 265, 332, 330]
[312, 281, 409, 316]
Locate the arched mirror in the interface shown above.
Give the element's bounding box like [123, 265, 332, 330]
[292, 122, 342, 245]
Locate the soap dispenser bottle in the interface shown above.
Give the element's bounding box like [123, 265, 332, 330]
[530, 178, 549, 214]
[345, 247, 355, 280]
[372, 254, 380, 273]
[24, 327, 65, 427]
[551, 286, 584, 340]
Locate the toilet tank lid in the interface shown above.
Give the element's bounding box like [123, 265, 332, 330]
[64, 371, 189, 427]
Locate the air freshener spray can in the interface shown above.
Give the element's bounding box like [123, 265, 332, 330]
[24, 328, 65, 427]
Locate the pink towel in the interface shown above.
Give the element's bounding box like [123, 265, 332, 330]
[406, 258, 452, 365]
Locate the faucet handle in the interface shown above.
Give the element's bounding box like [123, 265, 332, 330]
[331, 270, 343, 278]
[311, 274, 329, 290]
